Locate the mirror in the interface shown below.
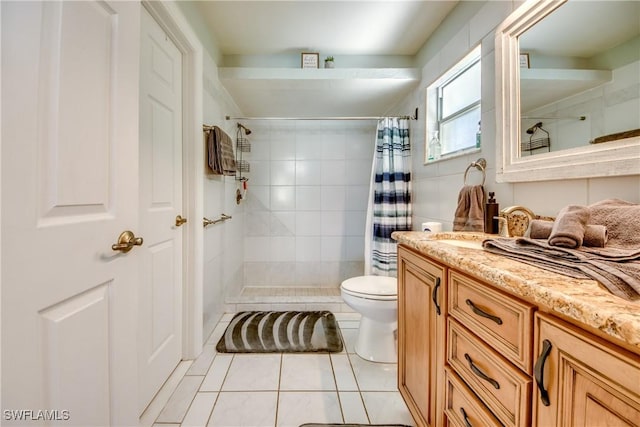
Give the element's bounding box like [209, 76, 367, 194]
[495, 0, 640, 182]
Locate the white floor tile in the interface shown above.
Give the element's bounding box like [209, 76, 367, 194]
[200, 354, 233, 392]
[186, 344, 217, 376]
[349, 354, 398, 391]
[155, 375, 203, 424]
[206, 321, 230, 345]
[222, 354, 281, 391]
[330, 354, 358, 391]
[208, 391, 278, 427]
[340, 329, 358, 354]
[276, 392, 343, 427]
[280, 354, 336, 391]
[181, 392, 217, 427]
[339, 391, 369, 424]
[152, 424, 179, 427]
[361, 391, 415, 426]
[140, 361, 192, 427]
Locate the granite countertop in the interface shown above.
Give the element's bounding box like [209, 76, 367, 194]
[392, 231, 640, 351]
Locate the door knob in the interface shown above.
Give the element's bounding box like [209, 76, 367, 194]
[111, 231, 144, 253]
[175, 215, 187, 227]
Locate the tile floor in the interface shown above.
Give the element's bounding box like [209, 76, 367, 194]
[142, 312, 415, 427]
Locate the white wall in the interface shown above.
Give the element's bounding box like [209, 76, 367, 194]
[240, 121, 375, 290]
[392, 0, 640, 231]
[201, 51, 245, 337]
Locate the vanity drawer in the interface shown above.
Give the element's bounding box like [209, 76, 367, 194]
[448, 270, 535, 372]
[448, 318, 532, 427]
[444, 366, 502, 427]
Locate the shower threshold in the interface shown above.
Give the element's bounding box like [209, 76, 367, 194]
[225, 286, 351, 313]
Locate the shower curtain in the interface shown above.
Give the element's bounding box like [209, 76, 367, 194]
[364, 117, 412, 276]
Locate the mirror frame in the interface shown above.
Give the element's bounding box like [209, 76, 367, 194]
[495, 0, 640, 183]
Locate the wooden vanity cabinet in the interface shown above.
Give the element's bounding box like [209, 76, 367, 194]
[397, 243, 640, 427]
[533, 313, 640, 427]
[397, 245, 446, 427]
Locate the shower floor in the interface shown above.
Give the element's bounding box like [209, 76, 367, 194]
[225, 286, 352, 314]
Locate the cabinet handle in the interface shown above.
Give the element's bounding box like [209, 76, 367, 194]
[432, 277, 441, 315]
[465, 299, 503, 325]
[460, 407, 473, 427]
[464, 353, 500, 389]
[534, 339, 553, 406]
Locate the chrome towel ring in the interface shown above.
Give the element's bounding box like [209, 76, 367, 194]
[463, 158, 487, 186]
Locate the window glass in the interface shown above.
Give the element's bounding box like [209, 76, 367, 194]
[426, 45, 481, 161]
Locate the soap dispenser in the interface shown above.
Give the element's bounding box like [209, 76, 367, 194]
[485, 192, 499, 234]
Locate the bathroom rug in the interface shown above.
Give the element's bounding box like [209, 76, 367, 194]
[216, 310, 343, 353]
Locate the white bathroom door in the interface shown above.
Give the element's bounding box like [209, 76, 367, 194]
[1, 2, 140, 426]
[138, 7, 184, 413]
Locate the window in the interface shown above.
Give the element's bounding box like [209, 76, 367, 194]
[426, 46, 481, 161]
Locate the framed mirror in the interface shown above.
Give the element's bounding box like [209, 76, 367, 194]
[495, 0, 640, 182]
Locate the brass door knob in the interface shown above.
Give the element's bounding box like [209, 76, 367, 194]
[111, 231, 144, 253]
[176, 215, 187, 227]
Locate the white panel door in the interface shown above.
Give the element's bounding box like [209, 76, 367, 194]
[1, 2, 140, 426]
[138, 7, 184, 413]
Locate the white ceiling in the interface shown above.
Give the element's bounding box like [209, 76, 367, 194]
[192, 1, 459, 117]
[196, 1, 459, 56]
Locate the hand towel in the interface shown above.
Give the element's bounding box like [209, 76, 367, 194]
[548, 205, 590, 248]
[529, 219, 608, 247]
[453, 185, 484, 232]
[207, 126, 236, 176]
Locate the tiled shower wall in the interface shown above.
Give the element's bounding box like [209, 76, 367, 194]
[238, 121, 376, 292]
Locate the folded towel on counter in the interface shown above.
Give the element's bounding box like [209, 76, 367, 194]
[588, 199, 640, 250]
[529, 219, 608, 247]
[483, 199, 640, 301]
[207, 126, 236, 176]
[482, 237, 640, 301]
[548, 205, 590, 248]
[453, 185, 485, 232]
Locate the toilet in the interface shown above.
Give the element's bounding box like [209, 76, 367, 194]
[340, 275, 398, 363]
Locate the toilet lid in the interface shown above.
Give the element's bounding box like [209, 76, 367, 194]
[341, 275, 397, 296]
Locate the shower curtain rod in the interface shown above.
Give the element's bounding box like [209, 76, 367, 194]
[225, 108, 418, 122]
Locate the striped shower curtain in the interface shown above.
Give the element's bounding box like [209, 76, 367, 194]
[364, 118, 412, 276]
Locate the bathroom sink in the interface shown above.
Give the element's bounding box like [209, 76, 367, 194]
[436, 239, 484, 249]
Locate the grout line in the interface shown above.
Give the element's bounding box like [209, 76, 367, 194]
[328, 353, 346, 423]
[274, 354, 283, 427]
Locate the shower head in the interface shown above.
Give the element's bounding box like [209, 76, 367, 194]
[526, 122, 543, 134]
[237, 123, 252, 135]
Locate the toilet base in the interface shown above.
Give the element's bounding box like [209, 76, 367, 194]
[354, 317, 398, 363]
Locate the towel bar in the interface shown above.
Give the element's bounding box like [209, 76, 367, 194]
[463, 158, 486, 186]
[203, 214, 232, 227]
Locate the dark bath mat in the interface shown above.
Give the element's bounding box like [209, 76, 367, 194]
[216, 311, 343, 353]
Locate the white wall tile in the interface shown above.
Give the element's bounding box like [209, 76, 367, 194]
[296, 211, 322, 236]
[321, 160, 347, 185]
[271, 186, 295, 211]
[295, 237, 321, 262]
[346, 185, 370, 211]
[296, 186, 322, 211]
[588, 176, 640, 204]
[271, 139, 296, 160]
[321, 186, 346, 211]
[270, 237, 296, 262]
[321, 237, 346, 262]
[295, 160, 322, 185]
[270, 161, 296, 186]
[321, 211, 346, 236]
[271, 211, 296, 236]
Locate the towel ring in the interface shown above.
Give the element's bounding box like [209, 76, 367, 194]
[463, 158, 487, 186]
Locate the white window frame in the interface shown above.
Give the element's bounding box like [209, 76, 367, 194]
[426, 45, 482, 163]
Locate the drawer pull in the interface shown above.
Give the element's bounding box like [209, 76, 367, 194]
[464, 353, 500, 389]
[432, 277, 442, 316]
[460, 407, 473, 427]
[534, 339, 553, 406]
[465, 299, 503, 325]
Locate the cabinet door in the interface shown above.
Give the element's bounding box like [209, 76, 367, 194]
[398, 245, 446, 427]
[533, 313, 640, 427]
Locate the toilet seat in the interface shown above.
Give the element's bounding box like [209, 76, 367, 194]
[340, 275, 397, 301]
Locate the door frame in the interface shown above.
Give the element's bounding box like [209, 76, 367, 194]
[142, 1, 204, 360]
